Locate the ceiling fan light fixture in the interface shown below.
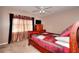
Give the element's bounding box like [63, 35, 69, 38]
[42, 10, 45, 13]
[40, 10, 42, 13]
[40, 10, 45, 13]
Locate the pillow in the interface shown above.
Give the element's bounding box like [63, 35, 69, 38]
[60, 30, 70, 37]
[44, 35, 56, 43]
[36, 35, 46, 40]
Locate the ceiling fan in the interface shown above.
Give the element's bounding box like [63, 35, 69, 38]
[32, 6, 52, 14]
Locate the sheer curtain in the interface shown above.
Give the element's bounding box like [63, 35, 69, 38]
[12, 15, 33, 42]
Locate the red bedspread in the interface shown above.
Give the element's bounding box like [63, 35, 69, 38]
[31, 35, 65, 53]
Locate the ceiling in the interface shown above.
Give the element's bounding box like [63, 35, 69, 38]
[6, 6, 77, 18]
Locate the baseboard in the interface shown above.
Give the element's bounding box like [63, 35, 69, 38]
[0, 42, 8, 48]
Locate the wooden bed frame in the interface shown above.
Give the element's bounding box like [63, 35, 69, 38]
[28, 38, 52, 53]
[28, 32, 60, 53]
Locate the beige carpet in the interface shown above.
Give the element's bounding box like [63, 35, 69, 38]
[0, 39, 40, 53]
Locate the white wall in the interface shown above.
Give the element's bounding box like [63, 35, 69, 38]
[43, 7, 79, 34]
[0, 7, 2, 43]
[0, 7, 35, 44]
[0, 7, 4, 44]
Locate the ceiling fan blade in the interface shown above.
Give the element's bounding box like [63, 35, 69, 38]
[35, 6, 41, 10]
[32, 10, 40, 12]
[32, 6, 42, 13]
[44, 6, 52, 10]
[35, 6, 52, 10]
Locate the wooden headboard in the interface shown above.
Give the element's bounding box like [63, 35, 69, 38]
[70, 22, 79, 53]
[76, 27, 79, 48]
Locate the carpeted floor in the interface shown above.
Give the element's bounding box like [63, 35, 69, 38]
[0, 39, 40, 53]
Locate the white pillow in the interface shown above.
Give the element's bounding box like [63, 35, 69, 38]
[55, 41, 69, 48]
[37, 35, 46, 40]
[55, 37, 69, 43]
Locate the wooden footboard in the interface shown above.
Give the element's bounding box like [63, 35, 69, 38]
[28, 39, 52, 53]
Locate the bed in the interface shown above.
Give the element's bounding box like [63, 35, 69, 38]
[28, 21, 79, 53]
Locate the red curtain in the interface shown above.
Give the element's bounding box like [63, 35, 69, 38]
[12, 15, 33, 42]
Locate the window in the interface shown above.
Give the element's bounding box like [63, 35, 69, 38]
[12, 18, 33, 32]
[11, 15, 33, 42]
